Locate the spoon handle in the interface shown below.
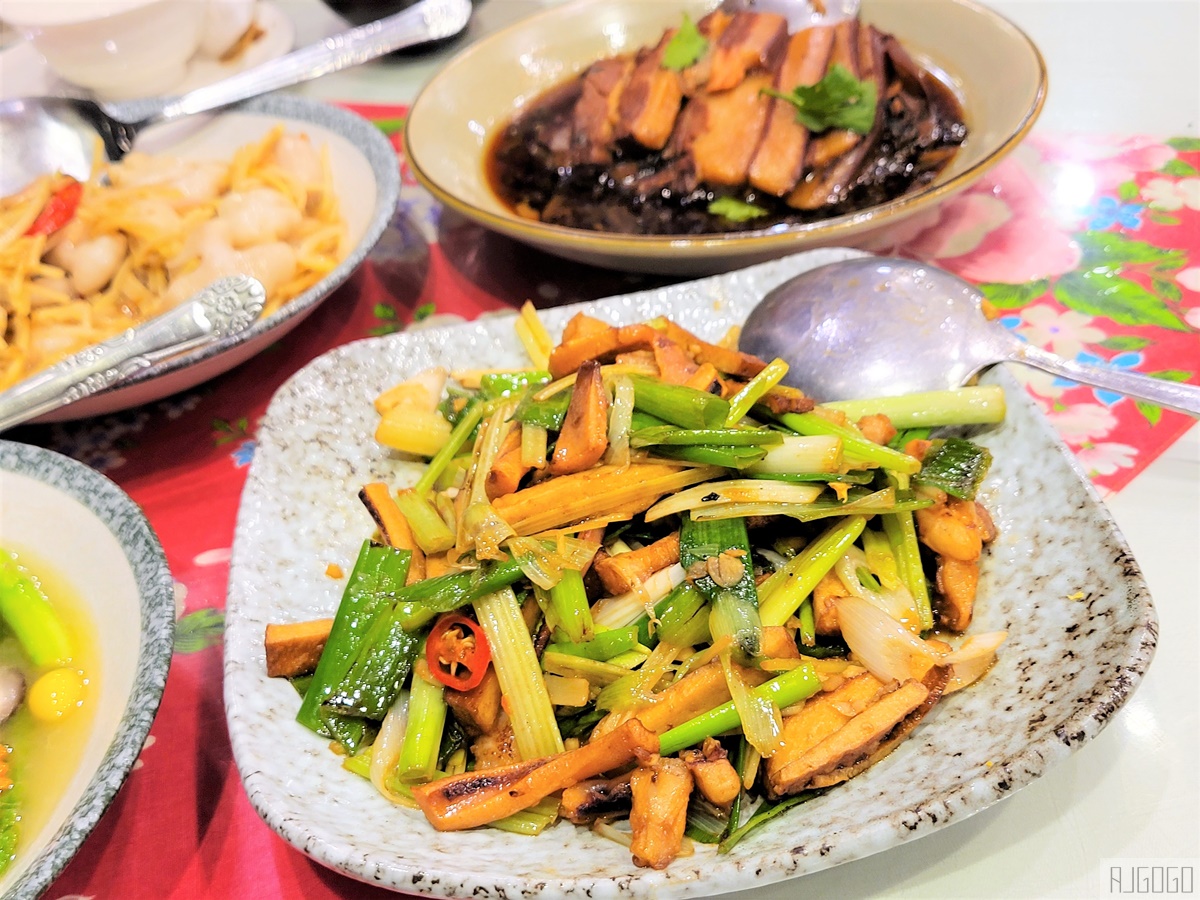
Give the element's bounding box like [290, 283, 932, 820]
[1013, 342, 1200, 417]
[110, 0, 471, 126]
[0, 275, 264, 432]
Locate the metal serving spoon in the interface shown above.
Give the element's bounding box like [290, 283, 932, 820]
[0, 275, 265, 431]
[738, 256, 1200, 415]
[0, 0, 472, 194]
[722, 0, 860, 27]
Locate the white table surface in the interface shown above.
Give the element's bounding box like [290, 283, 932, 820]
[288, 5, 1200, 896]
[4, 1, 1196, 897]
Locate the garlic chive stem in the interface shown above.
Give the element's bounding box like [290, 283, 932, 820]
[758, 515, 868, 627]
[726, 357, 789, 426]
[822, 386, 1006, 430]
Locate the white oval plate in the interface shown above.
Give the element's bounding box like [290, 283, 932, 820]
[225, 248, 1156, 898]
[31, 93, 399, 422]
[0, 441, 175, 899]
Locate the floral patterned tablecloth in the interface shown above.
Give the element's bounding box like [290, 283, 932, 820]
[25, 109, 1197, 899]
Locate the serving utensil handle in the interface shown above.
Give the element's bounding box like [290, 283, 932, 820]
[106, 0, 471, 126]
[0, 275, 264, 432]
[1013, 342, 1200, 417]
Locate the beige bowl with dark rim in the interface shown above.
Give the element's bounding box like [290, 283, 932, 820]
[404, 0, 1046, 275]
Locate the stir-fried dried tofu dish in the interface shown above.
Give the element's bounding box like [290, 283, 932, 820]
[0, 126, 347, 390]
[265, 307, 1008, 869]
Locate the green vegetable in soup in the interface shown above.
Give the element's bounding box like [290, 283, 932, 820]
[0, 551, 74, 668]
[0, 780, 17, 877]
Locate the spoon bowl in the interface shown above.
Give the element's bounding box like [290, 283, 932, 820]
[0, 0, 471, 194]
[739, 256, 1200, 415]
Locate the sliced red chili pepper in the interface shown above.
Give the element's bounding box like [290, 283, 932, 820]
[26, 179, 83, 237]
[426, 613, 491, 691]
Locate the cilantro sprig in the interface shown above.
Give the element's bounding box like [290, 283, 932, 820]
[708, 197, 768, 222]
[662, 13, 708, 71]
[763, 64, 878, 135]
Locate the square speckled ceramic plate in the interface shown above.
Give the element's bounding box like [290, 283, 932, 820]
[224, 248, 1156, 899]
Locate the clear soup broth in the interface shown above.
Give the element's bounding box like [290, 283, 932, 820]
[0, 548, 99, 875]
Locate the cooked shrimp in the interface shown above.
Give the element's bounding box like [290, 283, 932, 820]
[165, 219, 296, 307]
[216, 188, 302, 247]
[272, 134, 324, 186]
[110, 154, 229, 208]
[46, 232, 128, 297]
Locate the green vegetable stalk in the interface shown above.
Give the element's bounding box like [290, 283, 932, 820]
[912, 436, 994, 500]
[550, 626, 638, 661]
[513, 392, 570, 431]
[758, 515, 868, 626]
[629, 375, 730, 430]
[725, 358, 789, 425]
[392, 657, 447, 784]
[881, 473, 934, 631]
[680, 513, 761, 660]
[479, 370, 551, 400]
[324, 605, 421, 721]
[415, 399, 490, 495]
[296, 541, 411, 734]
[651, 444, 767, 468]
[392, 558, 527, 632]
[658, 663, 821, 755]
[0, 551, 73, 667]
[823, 386, 1006, 430]
[630, 426, 782, 448]
[773, 410, 920, 474]
[634, 582, 707, 648]
[548, 567, 594, 644]
[393, 490, 455, 554]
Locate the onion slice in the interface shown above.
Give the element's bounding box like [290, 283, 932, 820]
[836, 594, 939, 684]
[837, 594, 1007, 693]
[370, 689, 415, 806]
[942, 631, 1008, 694]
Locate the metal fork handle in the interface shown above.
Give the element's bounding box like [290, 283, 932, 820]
[104, 0, 471, 127]
[1014, 342, 1200, 417]
[0, 275, 264, 432]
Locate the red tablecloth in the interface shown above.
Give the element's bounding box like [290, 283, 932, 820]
[27, 113, 1199, 898]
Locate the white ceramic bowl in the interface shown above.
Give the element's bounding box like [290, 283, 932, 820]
[0, 440, 175, 899]
[404, 0, 1047, 275]
[31, 93, 399, 422]
[225, 248, 1156, 898]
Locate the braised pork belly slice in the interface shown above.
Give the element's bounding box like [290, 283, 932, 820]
[679, 9, 734, 95]
[572, 57, 635, 165]
[689, 73, 775, 186]
[789, 22, 887, 211]
[707, 11, 788, 92]
[787, 18, 867, 210]
[616, 33, 685, 151]
[748, 25, 836, 197]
